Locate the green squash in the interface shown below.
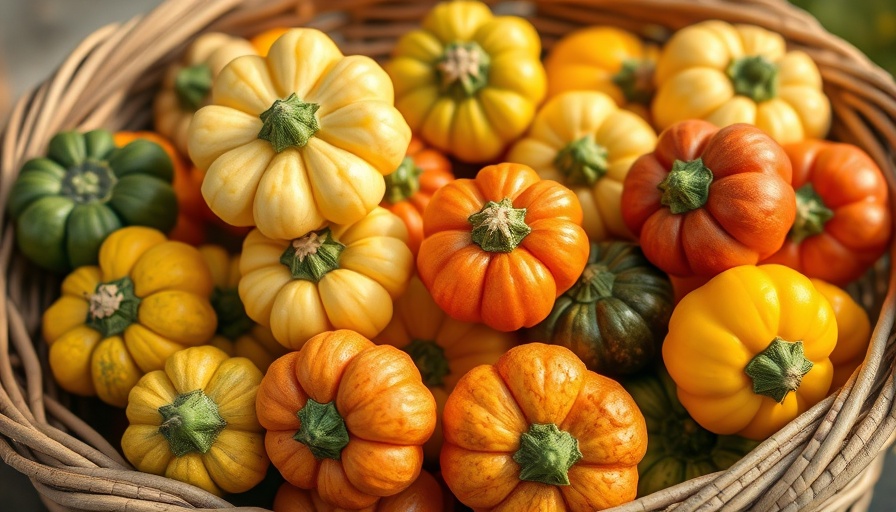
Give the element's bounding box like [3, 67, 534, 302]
[524, 241, 673, 376]
[623, 366, 759, 497]
[9, 129, 178, 272]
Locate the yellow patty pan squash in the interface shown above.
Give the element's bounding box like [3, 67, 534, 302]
[188, 28, 411, 240]
[154, 32, 257, 155]
[663, 264, 837, 441]
[506, 91, 657, 241]
[42, 226, 217, 407]
[373, 276, 518, 462]
[121, 345, 269, 496]
[198, 245, 288, 372]
[544, 26, 658, 120]
[652, 20, 831, 144]
[239, 207, 414, 350]
[385, 0, 546, 163]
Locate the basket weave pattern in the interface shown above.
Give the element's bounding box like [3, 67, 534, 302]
[1, 0, 895, 510]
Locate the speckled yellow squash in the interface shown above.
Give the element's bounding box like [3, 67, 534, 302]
[385, 0, 546, 163]
[188, 28, 411, 240]
[652, 20, 831, 144]
[42, 226, 217, 407]
[198, 245, 287, 372]
[239, 207, 414, 350]
[153, 32, 257, 155]
[507, 91, 657, 241]
[121, 345, 269, 496]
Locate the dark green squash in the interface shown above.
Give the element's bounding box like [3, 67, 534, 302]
[623, 366, 758, 497]
[524, 241, 673, 376]
[8, 129, 178, 272]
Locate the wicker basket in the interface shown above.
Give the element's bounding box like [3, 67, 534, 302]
[1, 0, 895, 510]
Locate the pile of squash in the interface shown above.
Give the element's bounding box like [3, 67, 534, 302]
[12, 1, 891, 510]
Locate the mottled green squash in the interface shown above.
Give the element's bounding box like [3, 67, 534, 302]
[623, 366, 758, 497]
[524, 241, 673, 376]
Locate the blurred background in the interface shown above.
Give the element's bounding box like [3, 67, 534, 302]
[0, 0, 895, 510]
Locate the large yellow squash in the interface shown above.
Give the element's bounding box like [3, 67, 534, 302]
[188, 28, 411, 240]
[662, 264, 837, 441]
[385, 0, 546, 163]
[42, 227, 217, 407]
[239, 207, 414, 350]
[652, 20, 831, 144]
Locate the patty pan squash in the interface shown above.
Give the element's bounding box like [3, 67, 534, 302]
[42, 226, 216, 407]
[440, 342, 647, 511]
[507, 91, 657, 241]
[153, 32, 257, 155]
[385, 0, 546, 163]
[256, 330, 436, 509]
[239, 207, 414, 350]
[121, 345, 269, 495]
[652, 20, 830, 144]
[662, 264, 837, 441]
[9, 129, 177, 272]
[188, 28, 411, 240]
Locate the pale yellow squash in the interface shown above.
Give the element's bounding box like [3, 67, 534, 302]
[239, 207, 414, 350]
[188, 28, 411, 240]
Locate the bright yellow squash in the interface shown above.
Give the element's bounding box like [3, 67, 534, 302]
[385, 0, 546, 163]
[662, 264, 837, 441]
[239, 207, 414, 350]
[544, 26, 658, 120]
[652, 20, 831, 144]
[121, 345, 269, 496]
[373, 276, 518, 462]
[198, 245, 287, 372]
[154, 32, 257, 155]
[188, 28, 411, 240]
[811, 278, 871, 389]
[42, 226, 217, 407]
[506, 91, 657, 241]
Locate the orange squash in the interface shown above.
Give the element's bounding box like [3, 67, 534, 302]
[440, 342, 647, 511]
[256, 330, 437, 509]
[272, 469, 445, 512]
[380, 137, 454, 257]
[417, 163, 590, 332]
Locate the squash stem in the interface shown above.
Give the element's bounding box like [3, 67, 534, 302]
[61, 160, 117, 204]
[790, 183, 834, 244]
[658, 158, 714, 214]
[294, 398, 350, 460]
[569, 264, 616, 303]
[744, 337, 813, 403]
[468, 198, 531, 253]
[611, 58, 655, 105]
[384, 157, 423, 204]
[437, 42, 491, 96]
[86, 277, 141, 338]
[280, 228, 345, 282]
[175, 63, 213, 111]
[727, 56, 779, 103]
[158, 389, 227, 457]
[554, 136, 609, 187]
[258, 93, 320, 152]
[210, 287, 254, 340]
[513, 423, 582, 486]
[402, 339, 450, 388]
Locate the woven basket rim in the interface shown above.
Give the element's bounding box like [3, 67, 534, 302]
[1, 1, 896, 511]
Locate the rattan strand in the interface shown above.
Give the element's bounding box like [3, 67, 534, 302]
[0, 0, 894, 510]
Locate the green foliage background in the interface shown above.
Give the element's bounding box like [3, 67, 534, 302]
[790, 0, 896, 76]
